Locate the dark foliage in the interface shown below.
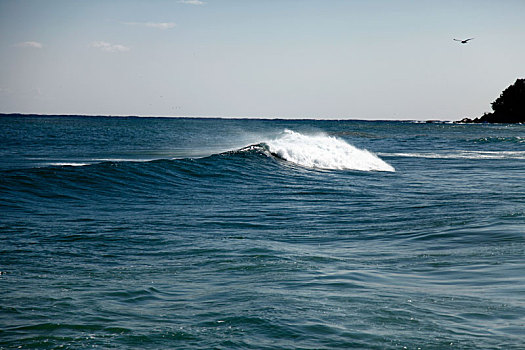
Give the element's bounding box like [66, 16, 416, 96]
[459, 79, 525, 123]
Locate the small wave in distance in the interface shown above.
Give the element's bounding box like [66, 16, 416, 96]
[384, 151, 525, 160]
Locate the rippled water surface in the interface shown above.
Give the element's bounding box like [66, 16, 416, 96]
[1, 116, 524, 349]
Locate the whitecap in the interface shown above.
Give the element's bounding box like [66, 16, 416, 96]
[384, 151, 525, 160]
[46, 162, 90, 167]
[263, 129, 395, 172]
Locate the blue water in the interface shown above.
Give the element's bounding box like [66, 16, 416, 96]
[1, 116, 524, 349]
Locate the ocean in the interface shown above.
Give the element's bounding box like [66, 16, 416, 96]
[1, 115, 524, 349]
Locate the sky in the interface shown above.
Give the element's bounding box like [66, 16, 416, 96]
[0, 0, 524, 120]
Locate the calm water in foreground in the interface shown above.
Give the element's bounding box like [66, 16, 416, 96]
[1, 116, 524, 349]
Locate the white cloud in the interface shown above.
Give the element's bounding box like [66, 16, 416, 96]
[90, 41, 130, 52]
[124, 22, 176, 29]
[178, 0, 205, 5]
[144, 22, 176, 29]
[15, 41, 43, 49]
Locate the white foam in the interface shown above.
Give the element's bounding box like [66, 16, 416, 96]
[47, 162, 90, 167]
[384, 151, 525, 160]
[96, 158, 152, 162]
[264, 130, 395, 172]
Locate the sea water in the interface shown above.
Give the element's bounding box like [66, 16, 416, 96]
[1, 116, 524, 349]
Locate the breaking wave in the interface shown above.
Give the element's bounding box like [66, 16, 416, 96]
[239, 129, 395, 172]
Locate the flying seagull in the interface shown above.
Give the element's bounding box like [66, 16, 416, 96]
[454, 38, 474, 44]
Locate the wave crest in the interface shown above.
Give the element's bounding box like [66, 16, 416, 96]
[250, 130, 394, 172]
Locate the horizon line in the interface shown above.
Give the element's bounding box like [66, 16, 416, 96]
[0, 112, 451, 122]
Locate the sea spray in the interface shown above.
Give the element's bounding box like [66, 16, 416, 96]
[263, 129, 395, 172]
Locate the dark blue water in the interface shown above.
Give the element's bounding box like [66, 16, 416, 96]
[1, 116, 524, 349]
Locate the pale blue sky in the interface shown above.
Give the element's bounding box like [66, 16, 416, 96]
[1, 0, 524, 120]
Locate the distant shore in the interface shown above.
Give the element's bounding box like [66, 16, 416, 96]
[0, 113, 447, 122]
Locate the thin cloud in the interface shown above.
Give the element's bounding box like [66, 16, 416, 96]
[0, 87, 13, 95]
[90, 41, 130, 52]
[178, 0, 205, 5]
[124, 22, 176, 29]
[15, 41, 43, 49]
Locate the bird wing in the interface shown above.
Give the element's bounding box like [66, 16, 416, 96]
[453, 39, 461, 41]
[465, 38, 474, 42]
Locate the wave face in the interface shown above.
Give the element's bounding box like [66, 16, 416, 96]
[258, 129, 395, 171]
[1, 116, 524, 350]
